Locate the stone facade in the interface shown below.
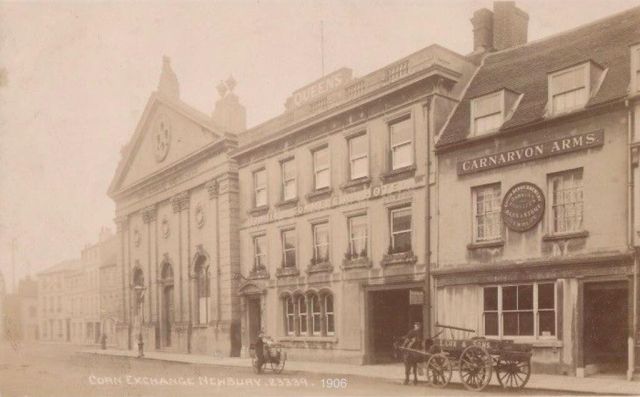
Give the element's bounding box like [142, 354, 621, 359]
[434, 6, 640, 378]
[108, 59, 244, 356]
[233, 45, 477, 364]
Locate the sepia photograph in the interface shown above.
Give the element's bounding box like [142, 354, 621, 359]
[1, 0, 640, 396]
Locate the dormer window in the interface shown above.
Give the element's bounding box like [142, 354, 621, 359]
[547, 61, 604, 116]
[632, 44, 640, 93]
[470, 89, 520, 136]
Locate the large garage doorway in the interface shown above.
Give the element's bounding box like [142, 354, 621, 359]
[583, 281, 628, 374]
[369, 287, 423, 363]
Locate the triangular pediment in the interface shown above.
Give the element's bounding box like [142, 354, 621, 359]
[109, 93, 225, 196]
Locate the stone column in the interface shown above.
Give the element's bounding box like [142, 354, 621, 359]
[142, 205, 157, 324]
[206, 179, 220, 324]
[171, 191, 190, 324]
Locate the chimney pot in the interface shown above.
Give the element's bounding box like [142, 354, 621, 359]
[471, 8, 494, 52]
[492, 1, 529, 51]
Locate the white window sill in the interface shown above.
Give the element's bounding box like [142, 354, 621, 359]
[277, 336, 338, 343]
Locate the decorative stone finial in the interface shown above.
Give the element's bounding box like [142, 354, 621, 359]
[216, 81, 228, 98]
[226, 75, 237, 93]
[158, 56, 180, 99]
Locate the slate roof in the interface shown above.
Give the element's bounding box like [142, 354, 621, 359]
[436, 6, 640, 150]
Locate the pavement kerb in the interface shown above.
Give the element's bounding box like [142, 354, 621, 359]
[79, 349, 640, 395]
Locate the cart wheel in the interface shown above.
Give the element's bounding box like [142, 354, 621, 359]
[496, 358, 531, 389]
[459, 345, 492, 391]
[270, 355, 286, 374]
[425, 353, 452, 388]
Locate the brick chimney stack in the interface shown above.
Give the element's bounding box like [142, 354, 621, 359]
[212, 76, 246, 134]
[493, 1, 529, 51]
[471, 1, 528, 53]
[471, 8, 494, 52]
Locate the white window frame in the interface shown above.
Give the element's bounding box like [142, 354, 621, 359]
[472, 183, 502, 243]
[482, 283, 557, 340]
[470, 91, 504, 136]
[632, 44, 640, 94]
[281, 158, 297, 201]
[310, 294, 322, 336]
[547, 168, 584, 235]
[313, 146, 330, 190]
[389, 116, 414, 170]
[281, 229, 297, 268]
[390, 206, 412, 253]
[313, 222, 330, 263]
[285, 296, 295, 336]
[348, 133, 369, 180]
[253, 235, 266, 270]
[548, 63, 589, 115]
[324, 294, 335, 336]
[348, 214, 368, 258]
[253, 168, 267, 207]
[297, 295, 308, 335]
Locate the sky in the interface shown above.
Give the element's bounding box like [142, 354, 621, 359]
[1, 0, 639, 292]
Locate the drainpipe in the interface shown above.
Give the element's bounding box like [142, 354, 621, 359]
[628, 99, 638, 381]
[423, 99, 432, 339]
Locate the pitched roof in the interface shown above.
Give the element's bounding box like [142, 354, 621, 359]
[107, 92, 229, 197]
[437, 6, 640, 149]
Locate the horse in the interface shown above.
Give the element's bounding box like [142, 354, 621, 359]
[393, 336, 431, 385]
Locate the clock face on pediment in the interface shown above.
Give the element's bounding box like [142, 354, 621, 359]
[153, 113, 172, 162]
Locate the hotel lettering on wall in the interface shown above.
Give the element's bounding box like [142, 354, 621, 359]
[501, 182, 545, 232]
[457, 130, 604, 175]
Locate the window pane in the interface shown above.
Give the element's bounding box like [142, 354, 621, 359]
[518, 285, 533, 310]
[538, 283, 555, 309]
[503, 286, 517, 311]
[503, 312, 518, 336]
[284, 181, 296, 201]
[539, 311, 556, 336]
[254, 169, 265, 186]
[484, 313, 498, 336]
[392, 208, 412, 232]
[518, 312, 534, 336]
[393, 232, 411, 252]
[474, 93, 502, 115]
[282, 159, 295, 180]
[552, 67, 584, 95]
[484, 287, 498, 311]
[349, 134, 367, 158]
[314, 148, 328, 169]
[315, 169, 330, 189]
[351, 157, 368, 179]
[392, 142, 412, 170]
[255, 190, 266, 207]
[390, 118, 411, 146]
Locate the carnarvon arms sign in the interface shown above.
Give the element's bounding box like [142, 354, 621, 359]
[457, 130, 604, 175]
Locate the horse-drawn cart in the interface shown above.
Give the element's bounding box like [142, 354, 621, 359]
[424, 323, 533, 391]
[396, 323, 533, 391]
[249, 342, 287, 374]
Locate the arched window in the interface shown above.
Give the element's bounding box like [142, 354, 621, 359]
[194, 255, 210, 325]
[285, 296, 295, 336]
[297, 295, 308, 335]
[310, 294, 322, 336]
[132, 268, 144, 316]
[324, 294, 335, 336]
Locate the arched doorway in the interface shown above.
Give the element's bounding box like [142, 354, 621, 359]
[161, 262, 174, 347]
[193, 254, 210, 325]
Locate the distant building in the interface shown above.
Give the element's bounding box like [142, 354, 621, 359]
[37, 259, 79, 342]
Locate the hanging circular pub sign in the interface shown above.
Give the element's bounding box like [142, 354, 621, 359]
[501, 182, 545, 232]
